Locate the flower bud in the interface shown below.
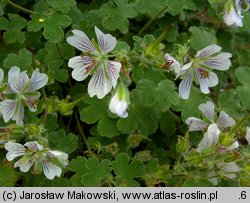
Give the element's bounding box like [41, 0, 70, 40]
[176, 136, 190, 153]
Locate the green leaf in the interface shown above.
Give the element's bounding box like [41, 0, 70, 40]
[80, 97, 109, 124]
[68, 156, 87, 186]
[0, 14, 27, 44]
[81, 158, 111, 186]
[134, 79, 157, 106]
[48, 129, 78, 154]
[46, 0, 76, 13]
[101, 0, 137, 34]
[3, 48, 33, 70]
[97, 117, 121, 138]
[189, 26, 217, 51]
[0, 164, 20, 186]
[156, 79, 179, 111]
[28, 12, 71, 42]
[112, 153, 145, 186]
[166, 0, 195, 16]
[135, 0, 167, 17]
[183, 179, 213, 186]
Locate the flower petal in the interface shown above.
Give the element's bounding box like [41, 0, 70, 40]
[9, 71, 29, 93]
[225, 141, 239, 151]
[88, 65, 112, 99]
[223, 1, 243, 27]
[25, 69, 48, 92]
[201, 53, 232, 71]
[4, 142, 25, 161]
[48, 150, 68, 166]
[218, 162, 240, 179]
[8, 66, 20, 83]
[0, 99, 17, 123]
[185, 117, 208, 131]
[208, 165, 218, 186]
[163, 53, 181, 73]
[195, 69, 218, 94]
[106, 60, 121, 88]
[12, 100, 24, 126]
[178, 69, 193, 99]
[198, 101, 215, 123]
[95, 26, 116, 53]
[217, 111, 235, 129]
[197, 124, 220, 152]
[196, 44, 222, 58]
[14, 158, 34, 173]
[109, 92, 128, 118]
[66, 29, 95, 52]
[24, 141, 43, 151]
[68, 56, 94, 81]
[175, 62, 192, 79]
[23, 92, 41, 112]
[246, 127, 250, 144]
[42, 160, 62, 180]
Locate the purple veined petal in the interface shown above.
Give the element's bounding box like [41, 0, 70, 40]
[9, 71, 29, 94]
[185, 117, 208, 131]
[5, 141, 25, 161]
[201, 53, 232, 71]
[88, 65, 112, 99]
[14, 158, 35, 173]
[24, 141, 43, 151]
[198, 101, 216, 123]
[178, 69, 193, 99]
[106, 60, 121, 88]
[196, 44, 222, 58]
[25, 69, 48, 93]
[246, 127, 250, 144]
[12, 100, 24, 126]
[175, 62, 193, 79]
[0, 99, 17, 123]
[23, 92, 41, 112]
[95, 26, 117, 53]
[217, 111, 235, 129]
[68, 56, 95, 81]
[41, 160, 62, 180]
[0, 68, 4, 85]
[66, 29, 95, 52]
[195, 68, 218, 94]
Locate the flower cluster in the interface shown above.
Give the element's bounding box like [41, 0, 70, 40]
[5, 141, 68, 180]
[0, 67, 48, 126]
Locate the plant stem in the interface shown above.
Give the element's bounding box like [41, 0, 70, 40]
[74, 110, 95, 157]
[6, 0, 38, 14]
[228, 112, 250, 138]
[137, 5, 168, 36]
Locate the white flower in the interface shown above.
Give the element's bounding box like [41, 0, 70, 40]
[163, 53, 181, 73]
[0, 67, 48, 126]
[0, 68, 4, 86]
[109, 84, 129, 118]
[224, 0, 243, 27]
[186, 101, 235, 131]
[67, 27, 121, 99]
[197, 124, 220, 153]
[246, 127, 250, 144]
[176, 44, 232, 99]
[5, 141, 68, 180]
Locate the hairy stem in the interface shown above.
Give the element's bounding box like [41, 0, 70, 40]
[137, 5, 168, 36]
[228, 112, 250, 138]
[6, 0, 38, 14]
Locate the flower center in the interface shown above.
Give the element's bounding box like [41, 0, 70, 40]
[198, 68, 210, 79]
